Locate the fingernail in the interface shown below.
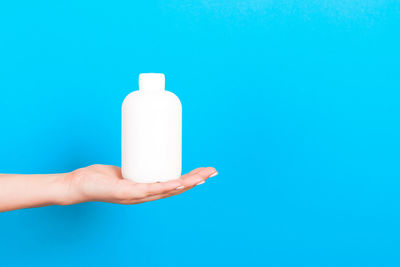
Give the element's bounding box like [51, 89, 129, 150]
[176, 186, 185, 190]
[196, 180, 205, 185]
[209, 172, 218, 178]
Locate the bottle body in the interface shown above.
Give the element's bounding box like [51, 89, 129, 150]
[122, 74, 182, 183]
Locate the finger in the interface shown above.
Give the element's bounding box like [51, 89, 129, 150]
[131, 179, 206, 204]
[191, 167, 205, 172]
[129, 187, 190, 204]
[153, 184, 195, 200]
[144, 167, 208, 196]
[134, 169, 215, 203]
[159, 167, 216, 195]
[165, 176, 209, 198]
[145, 179, 182, 195]
[180, 167, 217, 188]
[186, 167, 206, 176]
[141, 186, 191, 202]
[132, 194, 169, 204]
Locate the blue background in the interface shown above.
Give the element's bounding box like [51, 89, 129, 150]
[0, 1, 400, 266]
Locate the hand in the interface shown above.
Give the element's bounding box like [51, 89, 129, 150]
[62, 165, 218, 205]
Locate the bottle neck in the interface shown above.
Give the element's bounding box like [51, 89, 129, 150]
[139, 73, 165, 92]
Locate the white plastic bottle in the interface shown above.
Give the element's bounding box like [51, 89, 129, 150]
[122, 73, 182, 183]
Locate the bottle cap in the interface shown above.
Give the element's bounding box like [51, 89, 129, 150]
[139, 73, 165, 92]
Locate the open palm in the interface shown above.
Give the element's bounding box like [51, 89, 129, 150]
[63, 164, 217, 205]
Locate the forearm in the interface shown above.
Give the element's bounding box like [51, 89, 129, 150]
[0, 173, 69, 212]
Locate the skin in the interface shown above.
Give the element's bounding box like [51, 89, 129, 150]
[0, 165, 218, 212]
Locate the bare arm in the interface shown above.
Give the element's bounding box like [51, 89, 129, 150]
[0, 165, 217, 212]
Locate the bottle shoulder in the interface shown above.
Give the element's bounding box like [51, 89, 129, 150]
[164, 91, 182, 106]
[122, 91, 139, 109]
[122, 90, 181, 109]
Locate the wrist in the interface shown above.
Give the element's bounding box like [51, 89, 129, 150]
[55, 168, 90, 206]
[47, 173, 71, 206]
[52, 172, 81, 206]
